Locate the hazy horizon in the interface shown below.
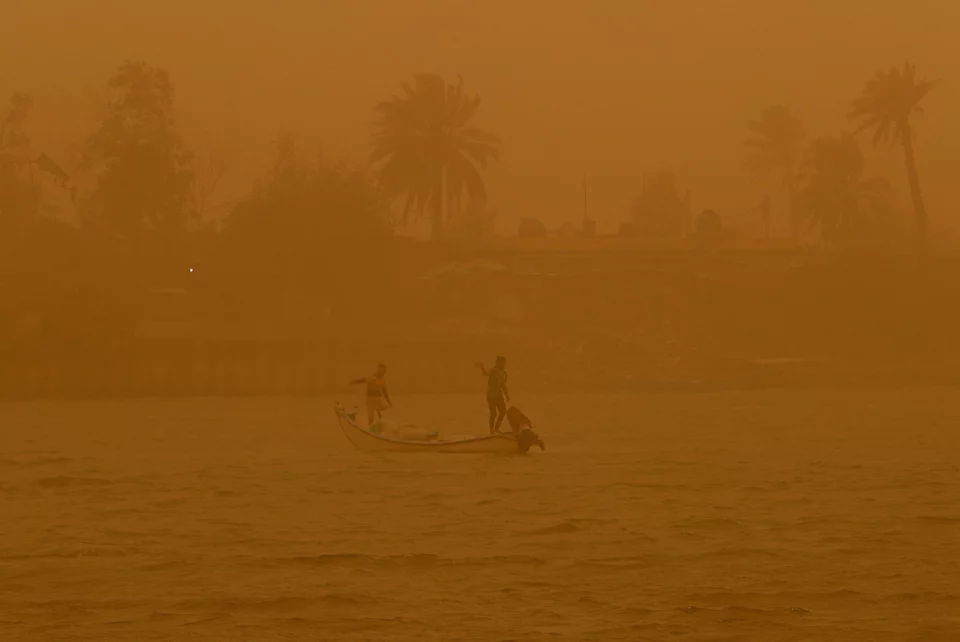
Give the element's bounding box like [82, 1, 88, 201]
[3, 0, 958, 237]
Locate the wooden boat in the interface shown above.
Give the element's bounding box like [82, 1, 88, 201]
[334, 403, 524, 454]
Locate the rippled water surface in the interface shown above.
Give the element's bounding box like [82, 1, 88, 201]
[2, 389, 960, 641]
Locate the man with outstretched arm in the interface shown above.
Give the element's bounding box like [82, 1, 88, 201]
[350, 363, 392, 426]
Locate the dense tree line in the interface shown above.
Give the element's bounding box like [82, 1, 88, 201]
[0, 60, 941, 348]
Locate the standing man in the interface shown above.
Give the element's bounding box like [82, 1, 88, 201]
[350, 363, 392, 426]
[476, 356, 509, 434]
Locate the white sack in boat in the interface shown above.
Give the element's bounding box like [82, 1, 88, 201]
[377, 420, 439, 441]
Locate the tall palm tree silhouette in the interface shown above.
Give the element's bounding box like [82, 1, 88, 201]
[743, 105, 805, 239]
[371, 74, 500, 239]
[849, 62, 936, 255]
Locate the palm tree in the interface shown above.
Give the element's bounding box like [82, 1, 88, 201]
[371, 74, 500, 239]
[743, 105, 805, 239]
[849, 62, 936, 254]
[794, 133, 896, 249]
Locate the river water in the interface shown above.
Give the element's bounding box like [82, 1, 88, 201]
[2, 389, 959, 641]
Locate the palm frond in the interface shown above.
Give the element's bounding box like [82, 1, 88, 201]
[849, 61, 935, 148]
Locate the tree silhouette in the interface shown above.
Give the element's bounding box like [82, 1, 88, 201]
[371, 74, 500, 239]
[743, 105, 805, 239]
[849, 62, 936, 255]
[0, 93, 33, 153]
[218, 135, 390, 313]
[694, 209, 723, 242]
[192, 134, 232, 219]
[632, 170, 689, 238]
[0, 94, 40, 232]
[0, 95, 77, 230]
[794, 133, 896, 249]
[81, 62, 194, 245]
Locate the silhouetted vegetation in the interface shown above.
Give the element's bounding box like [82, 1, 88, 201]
[630, 171, 690, 238]
[371, 74, 500, 239]
[743, 105, 805, 239]
[1, 89, 143, 347]
[1, 58, 958, 399]
[0, 93, 40, 234]
[0, 94, 74, 229]
[211, 134, 392, 319]
[739, 61, 934, 254]
[849, 62, 936, 256]
[794, 134, 898, 249]
[693, 210, 724, 243]
[81, 62, 195, 247]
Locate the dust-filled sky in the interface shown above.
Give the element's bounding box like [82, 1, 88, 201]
[3, 0, 957, 236]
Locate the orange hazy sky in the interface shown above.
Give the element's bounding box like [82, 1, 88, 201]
[2, 0, 957, 236]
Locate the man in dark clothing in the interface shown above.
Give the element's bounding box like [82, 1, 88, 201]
[476, 356, 509, 434]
